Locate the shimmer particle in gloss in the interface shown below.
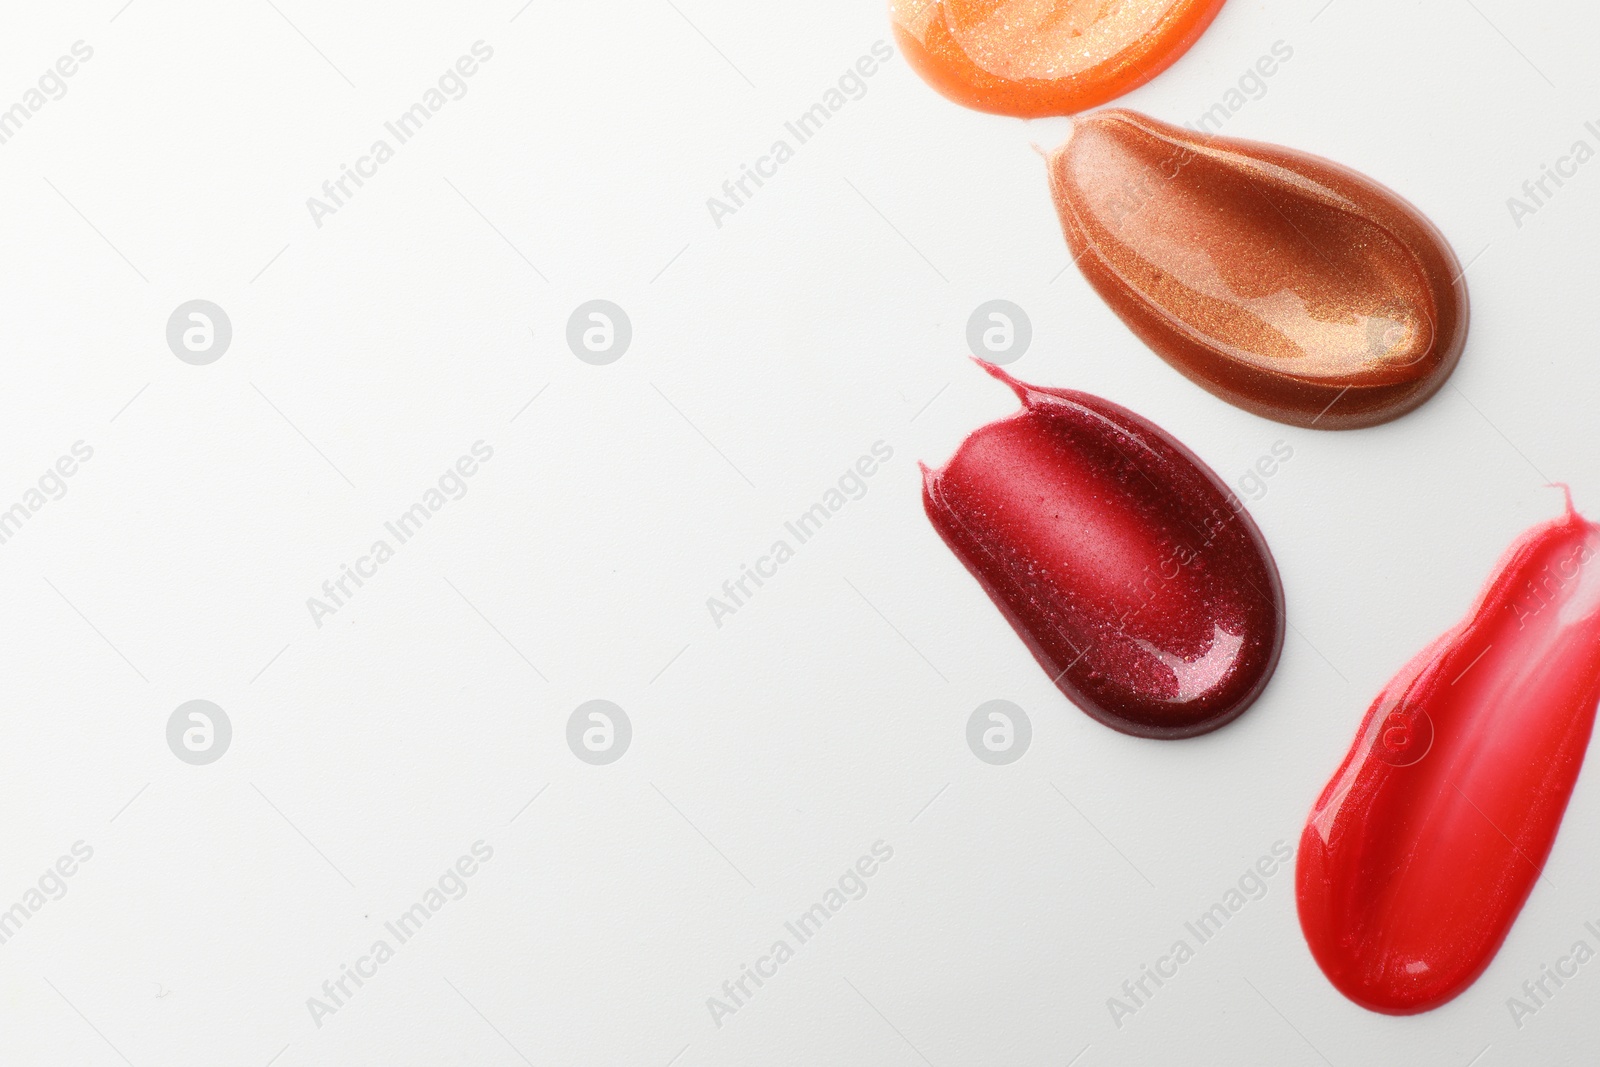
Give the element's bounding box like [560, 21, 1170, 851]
[1047, 110, 1469, 429]
[890, 0, 1227, 117]
[1298, 493, 1600, 1014]
[922, 362, 1284, 739]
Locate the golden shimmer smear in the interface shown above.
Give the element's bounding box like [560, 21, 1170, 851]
[890, 0, 1227, 116]
[1046, 110, 1470, 429]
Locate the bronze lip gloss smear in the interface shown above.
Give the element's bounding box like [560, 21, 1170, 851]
[1047, 110, 1470, 429]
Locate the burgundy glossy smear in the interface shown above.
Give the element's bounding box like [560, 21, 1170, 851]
[922, 363, 1283, 738]
[1047, 110, 1469, 429]
[1298, 495, 1600, 1014]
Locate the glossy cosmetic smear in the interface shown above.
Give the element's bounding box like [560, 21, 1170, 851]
[1048, 110, 1469, 429]
[922, 363, 1283, 738]
[1298, 497, 1600, 1014]
[890, 0, 1226, 117]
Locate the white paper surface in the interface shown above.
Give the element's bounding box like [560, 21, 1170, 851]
[0, 0, 1594, 1063]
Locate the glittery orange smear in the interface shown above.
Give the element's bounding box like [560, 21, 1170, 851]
[890, 0, 1227, 117]
[1048, 110, 1469, 429]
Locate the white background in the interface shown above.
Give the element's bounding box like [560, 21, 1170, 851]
[0, 0, 1594, 1064]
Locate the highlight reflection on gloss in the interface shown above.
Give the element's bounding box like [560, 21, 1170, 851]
[1298, 494, 1600, 1014]
[889, 0, 1227, 117]
[922, 362, 1283, 739]
[1048, 110, 1469, 429]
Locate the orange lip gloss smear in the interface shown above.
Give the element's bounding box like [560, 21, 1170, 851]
[1047, 110, 1470, 429]
[890, 0, 1228, 117]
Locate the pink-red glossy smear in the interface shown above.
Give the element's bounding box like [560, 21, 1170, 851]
[1298, 494, 1600, 1014]
[922, 363, 1284, 738]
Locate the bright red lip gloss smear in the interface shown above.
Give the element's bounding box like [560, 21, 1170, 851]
[922, 362, 1284, 739]
[1298, 494, 1600, 1014]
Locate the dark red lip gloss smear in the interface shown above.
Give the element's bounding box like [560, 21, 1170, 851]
[1298, 495, 1600, 1014]
[922, 362, 1284, 738]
